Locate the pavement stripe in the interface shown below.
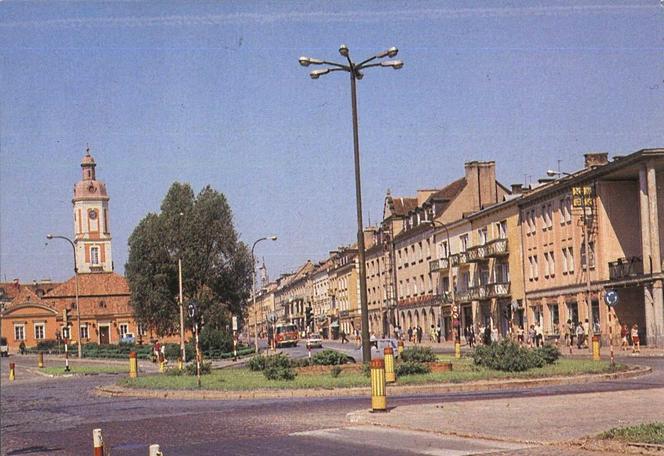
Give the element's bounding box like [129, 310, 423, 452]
[291, 425, 533, 455]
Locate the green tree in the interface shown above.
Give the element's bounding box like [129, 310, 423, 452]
[126, 183, 252, 336]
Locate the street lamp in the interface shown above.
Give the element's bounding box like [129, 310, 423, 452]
[425, 220, 460, 355]
[547, 169, 594, 348]
[46, 234, 82, 359]
[299, 44, 403, 363]
[252, 236, 278, 354]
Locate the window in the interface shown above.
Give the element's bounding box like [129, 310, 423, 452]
[533, 255, 539, 279]
[549, 251, 555, 277]
[14, 324, 25, 341]
[549, 304, 560, 333]
[460, 234, 468, 252]
[547, 204, 553, 229]
[479, 266, 490, 285]
[119, 323, 129, 337]
[439, 241, 449, 258]
[461, 271, 470, 289]
[528, 256, 534, 281]
[478, 227, 488, 245]
[497, 220, 507, 239]
[426, 239, 431, 259]
[564, 198, 572, 223]
[80, 324, 89, 339]
[581, 241, 595, 269]
[90, 246, 100, 265]
[34, 323, 45, 340]
[567, 247, 574, 272]
[544, 252, 550, 277]
[495, 262, 509, 283]
[562, 248, 568, 274]
[541, 205, 547, 231]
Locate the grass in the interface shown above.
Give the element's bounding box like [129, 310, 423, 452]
[599, 423, 664, 445]
[119, 358, 626, 391]
[42, 365, 127, 376]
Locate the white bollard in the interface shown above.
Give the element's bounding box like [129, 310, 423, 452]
[93, 428, 104, 456]
[149, 444, 163, 456]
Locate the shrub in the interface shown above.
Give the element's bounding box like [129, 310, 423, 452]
[535, 344, 561, 364]
[330, 366, 342, 378]
[396, 361, 431, 376]
[185, 361, 212, 376]
[311, 349, 351, 366]
[199, 327, 233, 353]
[290, 358, 311, 368]
[472, 339, 556, 372]
[36, 340, 59, 351]
[401, 346, 436, 363]
[248, 355, 268, 371]
[264, 366, 296, 381]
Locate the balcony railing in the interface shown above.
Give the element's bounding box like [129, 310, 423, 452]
[486, 238, 508, 257]
[488, 282, 511, 298]
[451, 252, 468, 266]
[609, 257, 643, 281]
[456, 289, 472, 303]
[429, 257, 450, 273]
[452, 282, 511, 302]
[466, 244, 489, 262]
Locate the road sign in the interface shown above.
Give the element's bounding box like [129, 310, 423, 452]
[267, 312, 277, 324]
[604, 290, 619, 307]
[232, 316, 238, 331]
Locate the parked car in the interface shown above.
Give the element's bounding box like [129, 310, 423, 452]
[0, 337, 8, 357]
[305, 333, 323, 349]
[346, 338, 399, 362]
[120, 333, 135, 344]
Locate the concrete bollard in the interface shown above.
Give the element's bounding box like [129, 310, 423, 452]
[129, 351, 138, 378]
[397, 339, 404, 356]
[9, 362, 15, 382]
[384, 346, 396, 384]
[93, 428, 104, 456]
[149, 444, 164, 456]
[38, 352, 44, 368]
[592, 335, 600, 361]
[370, 359, 387, 412]
[455, 341, 461, 359]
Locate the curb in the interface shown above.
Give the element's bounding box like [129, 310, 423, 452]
[95, 364, 651, 401]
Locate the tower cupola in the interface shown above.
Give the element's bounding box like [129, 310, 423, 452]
[81, 150, 96, 180]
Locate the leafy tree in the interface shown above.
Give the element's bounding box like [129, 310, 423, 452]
[126, 183, 252, 336]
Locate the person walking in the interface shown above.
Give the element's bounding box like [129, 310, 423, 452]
[407, 327, 413, 343]
[567, 320, 575, 350]
[631, 324, 640, 353]
[483, 324, 492, 346]
[583, 319, 590, 348]
[517, 325, 525, 345]
[535, 322, 543, 347]
[416, 326, 423, 344]
[527, 325, 536, 348]
[467, 325, 476, 348]
[620, 324, 628, 351]
[576, 322, 585, 349]
[436, 324, 442, 343]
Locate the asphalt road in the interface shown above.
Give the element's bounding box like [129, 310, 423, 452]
[1, 352, 662, 456]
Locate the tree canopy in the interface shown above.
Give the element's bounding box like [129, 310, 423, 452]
[125, 182, 252, 336]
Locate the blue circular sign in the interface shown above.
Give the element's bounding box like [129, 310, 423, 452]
[604, 290, 619, 307]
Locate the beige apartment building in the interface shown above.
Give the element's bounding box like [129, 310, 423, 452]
[520, 150, 664, 347]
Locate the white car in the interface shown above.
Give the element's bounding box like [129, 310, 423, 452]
[346, 338, 399, 362]
[305, 333, 323, 349]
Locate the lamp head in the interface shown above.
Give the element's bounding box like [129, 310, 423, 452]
[310, 68, 330, 79]
[546, 170, 558, 177]
[381, 60, 404, 69]
[46, 234, 53, 240]
[387, 46, 398, 58]
[338, 44, 349, 57]
[299, 56, 311, 67]
[269, 235, 278, 241]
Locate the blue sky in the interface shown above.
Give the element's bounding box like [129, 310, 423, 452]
[1, 1, 663, 283]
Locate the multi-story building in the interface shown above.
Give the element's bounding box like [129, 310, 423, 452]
[329, 246, 360, 336]
[520, 150, 664, 346]
[311, 258, 333, 337]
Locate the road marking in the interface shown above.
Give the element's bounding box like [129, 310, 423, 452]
[291, 425, 533, 455]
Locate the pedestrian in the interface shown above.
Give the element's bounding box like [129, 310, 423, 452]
[436, 324, 442, 343]
[430, 325, 436, 343]
[568, 320, 576, 349]
[417, 326, 423, 344]
[631, 324, 640, 353]
[535, 322, 543, 347]
[467, 326, 475, 348]
[528, 325, 536, 348]
[517, 325, 525, 345]
[340, 329, 349, 344]
[620, 324, 629, 351]
[576, 322, 585, 349]
[407, 327, 413, 343]
[483, 324, 492, 346]
[583, 319, 590, 348]
[355, 329, 361, 348]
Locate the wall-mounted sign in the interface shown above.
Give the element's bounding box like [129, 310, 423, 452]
[572, 186, 595, 208]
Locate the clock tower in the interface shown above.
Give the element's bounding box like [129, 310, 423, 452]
[72, 150, 113, 273]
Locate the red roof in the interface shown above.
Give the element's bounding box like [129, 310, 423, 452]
[44, 272, 129, 298]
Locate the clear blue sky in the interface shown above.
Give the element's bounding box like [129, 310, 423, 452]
[1, 1, 663, 283]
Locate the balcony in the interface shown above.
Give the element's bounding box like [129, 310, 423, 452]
[486, 238, 508, 257]
[438, 291, 453, 304]
[488, 282, 511, 298]
[450, 252, 468, 266]
[466, 244, 489, 262]
[456, 289, 472, 303]
[609, 257, 643, 281]
[429, 257, 450, 273]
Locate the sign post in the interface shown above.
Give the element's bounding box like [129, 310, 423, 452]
[604, 290, 619, 367]
[188, 301, 202, 388]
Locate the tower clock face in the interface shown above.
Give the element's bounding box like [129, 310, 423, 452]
[88, 210, 97, 220]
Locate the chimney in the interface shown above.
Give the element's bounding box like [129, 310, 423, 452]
[464, 161, 497, 210]
[584, 152, 609, 169]
[510, 183, 523, 195]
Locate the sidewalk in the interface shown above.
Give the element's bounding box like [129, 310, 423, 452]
[348, 385, 664, 445]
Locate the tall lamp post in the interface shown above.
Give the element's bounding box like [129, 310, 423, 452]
[46, 234, 82, 359]
[299, 45, 403, 363]
[547, 169, 594, 348]
[426, 220, 460, 356]
[252, 236, 278, 354]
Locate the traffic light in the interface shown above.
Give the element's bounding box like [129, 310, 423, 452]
[63, 308, 69, 327]
[305, 306, 313, 328]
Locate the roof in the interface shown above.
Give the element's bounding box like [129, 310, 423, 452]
[44, 272, 129, 298]
[389, 197, 418, 217]
[10, 287, 44, 306]
[425, 177, 467, 205]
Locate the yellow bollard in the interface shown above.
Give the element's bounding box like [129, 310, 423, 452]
[592, 335, 600, 361]
[93, 428, 104, 456]
[149, 443, 164, 456]
[159, 360, 166, 373]
[9, 362, 15, 382]
[397, 339, 404, 356]
[38, 352, 44, 368]
[455, 341, 461, 359]
[370, 359, 387, 412]
[384, 346, 396, 384]
[129, 351, 138, 378]
[178, 357, 184, 370]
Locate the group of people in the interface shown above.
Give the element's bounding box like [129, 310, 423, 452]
[620, 323, 641, 353]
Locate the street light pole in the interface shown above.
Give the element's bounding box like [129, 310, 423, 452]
[46, 234, 82, 359]
[252, 236, 278, 354]
[299, 45, 403, 363]
[178, 258, 185, 363]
